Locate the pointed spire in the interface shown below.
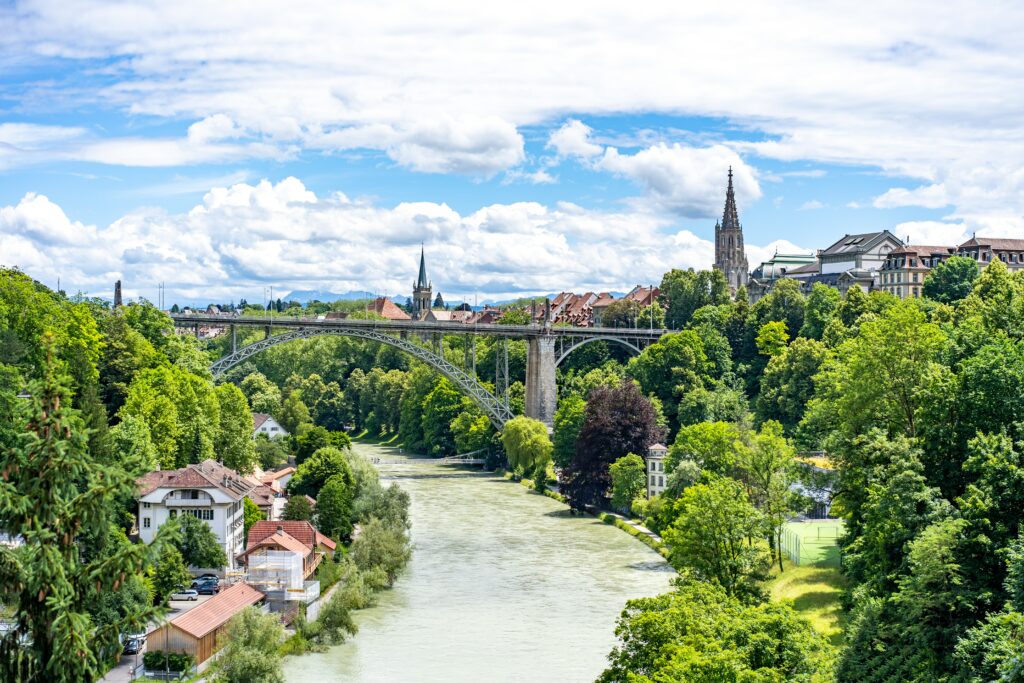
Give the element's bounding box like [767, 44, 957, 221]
[721, 166, 740, 230]
[416, 244, 428, 289]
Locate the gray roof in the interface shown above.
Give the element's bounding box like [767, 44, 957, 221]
[820, 230, 902, 257]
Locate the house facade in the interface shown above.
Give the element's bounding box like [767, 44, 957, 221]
[956, 236, 1024, 272]
[236, 521, 337, 608]
[817, 230, 902, 275]
[137, 460, 256, 570]
[646, 443, 668, 499]
[253, 413, 288, 439]
[879, 245, 953, 299]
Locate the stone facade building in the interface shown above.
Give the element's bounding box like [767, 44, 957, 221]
[713, 168, 749, 293]
[956, 236, 1024, 272]
[880, 245, 954, 299]
[646, 443, 668, 499]
[411, 245, 432, 320]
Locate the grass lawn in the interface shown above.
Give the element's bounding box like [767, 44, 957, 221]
[768, 559, 848, 647]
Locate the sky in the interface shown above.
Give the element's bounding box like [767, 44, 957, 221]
[1, 0, 1023, 305]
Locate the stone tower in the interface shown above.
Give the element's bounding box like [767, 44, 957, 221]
[713, 168, 749, 292]
[412, 245, 432, 320]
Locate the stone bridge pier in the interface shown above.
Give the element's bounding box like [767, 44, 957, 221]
[525, 336, 557, 427]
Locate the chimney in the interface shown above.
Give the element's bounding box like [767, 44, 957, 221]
[114, 280, 123, 308]
[276, 525, 284, 535]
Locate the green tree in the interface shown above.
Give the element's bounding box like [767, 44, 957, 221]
[254, 433, 290, 470]
[603, 299, 643, 328]
[563, 381, 661, 511]
[421, 378, 462, 456]
[756, 336, 829, 434]
[316, 475, 355, 541]
[659, 268, 730, 329]
[666, 421, 743, 477]
[152, 544, 192, 603]
[288, 446, 353, 498]
[664, 476, 771, 601]
[240, 371, 282, 415]
[609, 453, 646, 512]
[755, 320, 789, 357]
[739, 421, 798, 571]
[211, 607, 284, 683]
[109, 413, 159, 471]
[350, 517, 412, 587]
[551, 395, 586, 469]
[500, 416, 553, 479]
[636, 300, 665, 329]
[627, 330, 711, 427]
[0, 348, 166, 682]
[598, 580, 833, 683]
[176, 513, 228, 568]
[450, 404, 492, 454]
[243, 497, 265, 541]
[282, 495, 314, 521]
[799, 282, 841, 340]
[215, 383, 257, 474]
[922, 254, 980, 304]
[277, 390, 311, 435]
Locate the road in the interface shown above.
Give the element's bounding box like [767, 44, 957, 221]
[100, 596, 212, 682]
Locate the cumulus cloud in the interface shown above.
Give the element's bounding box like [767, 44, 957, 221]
[548, 120, 603, 159]
[0, 177, 787, 302]
[873, 183, 949, 209]
[893, 220, 969, 245]
[799, 200, 825, 210]
[745, 240, 814, 268]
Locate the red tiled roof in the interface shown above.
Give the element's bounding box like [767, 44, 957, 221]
[371, 297, 411, 320]
[238, 529, 311, 561]
[246, 520, 336, 552]
[891, 245, 953, 257]
[959, 236, 1024, 251]
[252, 413, 272, 430]
[137, 460, 256, 501]
[247, 484, 276, 508]
[259, 467, 295, 485]
[169, 582, 264, 639]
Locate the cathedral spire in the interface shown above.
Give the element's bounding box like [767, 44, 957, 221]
[721, 166, 740, 230]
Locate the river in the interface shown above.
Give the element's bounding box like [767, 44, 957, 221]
[284, 441, 674, 683]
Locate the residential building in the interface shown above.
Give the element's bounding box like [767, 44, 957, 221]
[646, 443, 668, 499]
[260, 466, 295, 493]
[590, 292, 615, 326]
[411, 245, 432, 320]
[146, 582, 266, 666]
[236, 522, 337, 608]
[137, 460, 257, 569]
[880, 245, 953, 299]
[253, 412, 288, 439]
[623, 285, 660, 308]
[956, 236, 1024, 271]
[713, 168, 749, 292]
[246, 483, 285, 521]
[817, 230, 902, 275]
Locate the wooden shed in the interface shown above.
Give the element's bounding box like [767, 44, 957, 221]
[147, 582, 265, 665]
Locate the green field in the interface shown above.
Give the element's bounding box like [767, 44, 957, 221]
[768, 560, 849, 646]
[781, 520, 844, 567]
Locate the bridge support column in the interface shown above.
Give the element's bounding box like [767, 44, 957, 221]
[525, 336, 557, 427]
[231, 325, 237, 354]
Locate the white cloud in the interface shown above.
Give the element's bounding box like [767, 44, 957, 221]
[597, 144, 761, 217]
[0, 177, 789, 302]
[799, 200, 825, 210]
[893, 220, 968, 245]
[547, 120, 603, 159]
[746, 240, 814, 268]
[503, 169, 557, 185]
[873, 183, 949, 209]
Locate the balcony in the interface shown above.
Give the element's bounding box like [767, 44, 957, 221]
[164, 498, 212, 507]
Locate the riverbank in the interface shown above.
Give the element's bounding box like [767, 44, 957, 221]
[284, 440, 673, 683]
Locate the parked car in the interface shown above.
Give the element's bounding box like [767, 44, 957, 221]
[169, 588, 198, 601]
[193, 580, 220, 595]
[122, 638, 144, 655]
[192, 573, 219, 583]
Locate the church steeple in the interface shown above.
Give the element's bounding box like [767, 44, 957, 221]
[713, 167, 749, 294]
[416, 244, 429, 289]
[412, 244, 433, 320]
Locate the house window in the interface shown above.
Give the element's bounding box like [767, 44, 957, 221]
[650, 462, 655, 472]
[169, 510, 177, 519]
[190, 490, 201, 500]
[142, 517, 150, 529]
[271, 426, 279, 432]
[912, 273, 919, 283]
[143, 502, 151, 509]
[650, 475, 656, 486]
[910, 258, 916, 267]
[658, 476, 664, 487]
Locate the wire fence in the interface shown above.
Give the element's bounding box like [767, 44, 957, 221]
[781, 520, 844, 568]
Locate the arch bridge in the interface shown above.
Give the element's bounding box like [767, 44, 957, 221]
[172, 315, 667, 429]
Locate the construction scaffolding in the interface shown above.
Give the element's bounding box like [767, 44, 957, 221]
[246, 550, 303, 595]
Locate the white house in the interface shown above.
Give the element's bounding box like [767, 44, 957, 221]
[817, 230, 902, 276]
[646, 443, 668, 499]
[253, 413, 288, 439]
[137, 460, 258, 570]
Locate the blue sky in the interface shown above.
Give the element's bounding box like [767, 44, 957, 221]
[0, 1, 1019, 304]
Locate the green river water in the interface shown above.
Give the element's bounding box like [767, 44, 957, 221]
[284, 441, 674, 683]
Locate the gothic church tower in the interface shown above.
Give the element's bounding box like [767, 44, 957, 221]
[412, 245, 432, 320]
[713, 168, 749, 292]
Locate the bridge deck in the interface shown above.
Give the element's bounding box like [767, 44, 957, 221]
[170, 313, 669, 340]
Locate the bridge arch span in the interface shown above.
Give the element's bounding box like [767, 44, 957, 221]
[554, 336, 643, 368]
[210, 327, 515, 429]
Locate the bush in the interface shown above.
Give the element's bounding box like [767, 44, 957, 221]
[143, 650, 194, 672]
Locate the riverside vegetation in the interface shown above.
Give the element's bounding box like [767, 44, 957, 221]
[4, 255, 1024, 681]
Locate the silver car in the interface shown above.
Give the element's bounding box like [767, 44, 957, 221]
[169, 588, 198, 601]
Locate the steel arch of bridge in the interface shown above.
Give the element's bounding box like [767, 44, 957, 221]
[553, 335, 644, 368]
[210, 327, 515, 428]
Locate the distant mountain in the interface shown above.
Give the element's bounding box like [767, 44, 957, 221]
[279, 289, 377, 304]
[480, 291, 627, 307]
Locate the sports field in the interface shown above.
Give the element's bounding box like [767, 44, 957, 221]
[780, 520, 844, 567]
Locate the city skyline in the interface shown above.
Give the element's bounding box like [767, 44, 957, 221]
[2, 2, 1023, 302]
